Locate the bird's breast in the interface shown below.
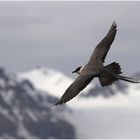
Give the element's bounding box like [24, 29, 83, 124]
[80, 65, 102, 76]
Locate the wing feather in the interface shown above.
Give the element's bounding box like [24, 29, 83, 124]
[88, 21, 117, 65]
[54, 74, 94, 105]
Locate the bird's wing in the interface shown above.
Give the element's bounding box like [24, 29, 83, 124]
[87, 21, 117, 65]
[54, 74, 94, 105]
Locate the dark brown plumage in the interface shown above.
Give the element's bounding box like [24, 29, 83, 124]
[55, 74, 94, 105]
[88, 21, 117, 65]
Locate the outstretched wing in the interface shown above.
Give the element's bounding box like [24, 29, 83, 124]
[54, 74, 94, 105]
[88, 21, 117, 65]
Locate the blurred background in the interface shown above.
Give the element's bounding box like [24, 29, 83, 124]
[0, 1, 140, 138]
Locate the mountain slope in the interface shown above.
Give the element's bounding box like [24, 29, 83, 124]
[19, 67, 140, 138]
[18, 67, 140, 103]
[18, 67, 72, 98]
[0, 67, 76, 138]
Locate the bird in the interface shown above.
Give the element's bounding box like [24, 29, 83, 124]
[54, 21, 140, 106]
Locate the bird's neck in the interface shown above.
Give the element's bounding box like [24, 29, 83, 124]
[79, 66, 84, 74]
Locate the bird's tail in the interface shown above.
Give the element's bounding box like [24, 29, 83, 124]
[99, 62, 122, 86]
[117, 75, 140, 83]
[105, 62, 122, 74]
[99, 62, 140, 86]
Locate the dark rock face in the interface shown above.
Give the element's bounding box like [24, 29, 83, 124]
[0, 68, 76, 138]
[24, 116, 75, 138]
[0, 114, 18, 138]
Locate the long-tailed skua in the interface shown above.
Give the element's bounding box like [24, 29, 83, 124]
[54, 21, 140, 106]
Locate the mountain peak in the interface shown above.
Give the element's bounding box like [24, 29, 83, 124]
[0, 67, 76, 138]
[18, 67, 73, 98]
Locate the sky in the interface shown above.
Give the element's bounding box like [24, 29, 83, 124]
[0, 1, 140, 77]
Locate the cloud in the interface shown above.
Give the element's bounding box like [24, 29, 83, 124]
[0, 1, 139, 75]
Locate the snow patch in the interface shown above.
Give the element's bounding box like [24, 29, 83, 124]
[18, 67, 93, 98]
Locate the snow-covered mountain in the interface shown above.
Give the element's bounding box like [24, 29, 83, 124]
[0, 67, 75, 138]
[0, 66, 140, 138]
[19, 67, 140, 138]
[18, 67, 140, 108]
[18, 67, 92, 98]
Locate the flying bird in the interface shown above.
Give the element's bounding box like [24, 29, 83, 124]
[54, 21, 140, 106]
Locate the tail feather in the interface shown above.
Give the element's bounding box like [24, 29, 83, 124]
[99, 62, 140, 87]
[99, 62, 122, 86]
[117, 75, 140, 83]
[105, 62, 122, 74]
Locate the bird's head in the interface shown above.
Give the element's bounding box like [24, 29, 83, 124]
[72, 66, 83, 75]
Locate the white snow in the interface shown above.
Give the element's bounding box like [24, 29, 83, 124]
[18, 67, 140, 109]
[13, 107, 37, 138]
[18, 67, 92, 98]
[0, 106, 15, 122]
[25, 109, 38, 122]
[18, 67, 140, 138]
[1, 90, 14, 105]
[18, 67, 72, 97]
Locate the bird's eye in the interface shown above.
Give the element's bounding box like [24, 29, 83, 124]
[76, 67, 80, 71]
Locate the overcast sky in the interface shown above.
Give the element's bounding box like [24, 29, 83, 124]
[0, 1, 140, 76]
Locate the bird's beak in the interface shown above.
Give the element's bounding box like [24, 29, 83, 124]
[72, 70, 76, 73]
